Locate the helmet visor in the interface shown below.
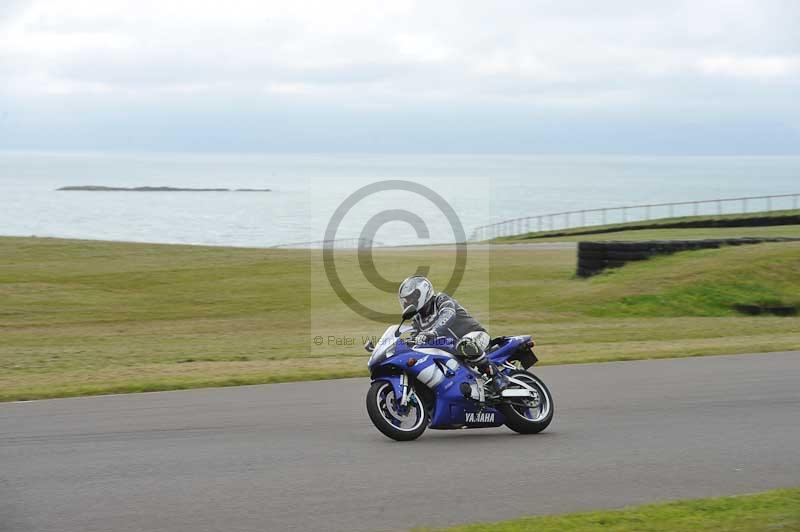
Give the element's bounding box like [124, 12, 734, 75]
[400, 289, 421, 310]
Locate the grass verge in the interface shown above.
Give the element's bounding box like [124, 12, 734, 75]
[0, 236, 798, 401]
[415, 488, 800, 532]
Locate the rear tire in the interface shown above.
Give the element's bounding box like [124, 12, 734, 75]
[366, 380, 428, 441]
[499, 370, 554, 434]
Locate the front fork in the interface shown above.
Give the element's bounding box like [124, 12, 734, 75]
[398, 373, 422, 415]
[399, 372, 410, 407]
[372, 373, 414, 415]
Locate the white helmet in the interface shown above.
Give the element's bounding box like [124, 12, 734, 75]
[398, 276, 434, 312]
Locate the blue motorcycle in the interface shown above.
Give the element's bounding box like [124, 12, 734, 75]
[365, 305, 554, 441]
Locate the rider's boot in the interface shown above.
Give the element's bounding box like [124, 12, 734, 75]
[479, 362, 508, 396]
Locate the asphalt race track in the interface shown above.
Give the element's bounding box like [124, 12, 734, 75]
[2, 351, 799, 532]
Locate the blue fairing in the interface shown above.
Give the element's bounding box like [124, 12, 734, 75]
[488, 335, 533, 365]
[369, 335, 534, 430]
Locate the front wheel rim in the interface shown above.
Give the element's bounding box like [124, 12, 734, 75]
[375, 383, 425, 432]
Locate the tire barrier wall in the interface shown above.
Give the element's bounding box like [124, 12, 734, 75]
[577, 237, 800, 278]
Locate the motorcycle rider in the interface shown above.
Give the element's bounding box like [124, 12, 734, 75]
[398, 276, 508, 393]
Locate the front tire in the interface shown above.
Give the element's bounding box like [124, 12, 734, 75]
[499, 370, 554, 434]
[366, 380, 428, 441]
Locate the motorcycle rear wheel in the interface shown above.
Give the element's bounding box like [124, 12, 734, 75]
[499, 370, 554, 434]
[366, 380, 428, 441]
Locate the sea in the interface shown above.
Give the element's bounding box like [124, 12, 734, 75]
[1, 152, 798, 247]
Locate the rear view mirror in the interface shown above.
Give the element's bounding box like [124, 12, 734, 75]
[396, 305, 419, 337]
[402, 305, 418, 321]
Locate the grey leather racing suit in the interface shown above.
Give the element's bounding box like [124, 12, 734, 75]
[412, 293, 491, 367]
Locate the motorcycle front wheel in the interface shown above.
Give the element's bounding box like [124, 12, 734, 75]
[366, 380, 428, 441]
[499, 370, 554, 434]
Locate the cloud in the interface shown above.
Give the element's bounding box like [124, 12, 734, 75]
[0, 0, 798, 152]
[699, 55, 800, 79]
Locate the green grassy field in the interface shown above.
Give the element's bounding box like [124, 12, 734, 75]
[0, 236, 798, 401]
[495, 209, 800, 242]
[416, 488, 800, 532]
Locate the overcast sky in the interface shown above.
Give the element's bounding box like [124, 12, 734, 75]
[1, 0, 799, 154]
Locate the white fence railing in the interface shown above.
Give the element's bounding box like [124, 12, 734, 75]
[471, 193, 800, 241]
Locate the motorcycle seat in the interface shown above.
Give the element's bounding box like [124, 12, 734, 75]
[487, 336, 511, 354]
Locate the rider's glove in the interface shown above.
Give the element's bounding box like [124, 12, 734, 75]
[415, 331, 436, 346]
